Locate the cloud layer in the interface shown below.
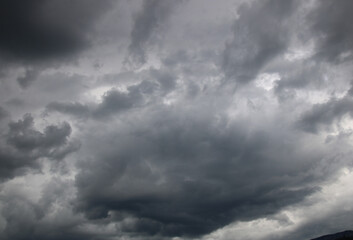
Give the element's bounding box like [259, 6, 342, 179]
[1, 1, 353, 240]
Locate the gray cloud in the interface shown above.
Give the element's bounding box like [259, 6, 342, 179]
[2, 72, 90, 115]
[274, 61, 323, 96]
[93, 86, 144, 118]
[126, 0, 183, 67]
[46, 86, 144, 120]
[309, 0, 353, 63]
[0, 0, 114, 89]
[46, 68, 177, 119]
[16, 68, 39, 89]
[222, 0, 296, 84]
[73, 102, 334, 237]
[0, 114, 79, 181]
[0, 106, 8, 121]
[1, 1, 353, 240]
[269, 205, 353, 240]
[46, 102, 91, 119]
[0, 177, 93, 240]
[150, 68, 177, 93]
[298, 94, 353, 133]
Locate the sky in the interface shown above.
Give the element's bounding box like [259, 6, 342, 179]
[0, 0, 353, 239]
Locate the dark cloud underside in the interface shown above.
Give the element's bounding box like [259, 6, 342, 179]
[0, 0, 111, 61]
[74, 105, 331, 237]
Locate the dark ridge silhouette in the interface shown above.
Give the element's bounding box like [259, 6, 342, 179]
[311, 230, 353, 240]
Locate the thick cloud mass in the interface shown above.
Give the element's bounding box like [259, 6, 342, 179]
[1, 1, 353, 240]
[0, 114, 79, 181]
[75, 105, 325, 236]
[0, 0, 111, 61]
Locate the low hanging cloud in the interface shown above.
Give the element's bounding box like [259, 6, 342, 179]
[73, 98, 342, 237]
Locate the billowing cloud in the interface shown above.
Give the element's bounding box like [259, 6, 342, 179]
[74, 102, 330, 236]
[0, 114, 79, 181]
[1, 1, 353, 240]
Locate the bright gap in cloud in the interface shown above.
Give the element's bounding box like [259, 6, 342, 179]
[255, 73, 281, 91]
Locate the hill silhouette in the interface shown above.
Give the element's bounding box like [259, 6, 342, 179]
[311, 231, 353, 240]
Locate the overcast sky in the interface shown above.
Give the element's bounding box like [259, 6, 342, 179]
[0, 0, 353, 239]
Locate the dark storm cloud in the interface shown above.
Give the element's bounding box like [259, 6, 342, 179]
[0, 0, 111, 61]
[298, 93, 353, 133]
[126, 0, 183, 67]
[0, 114, 79, 181]
[222, 0, 296, 84]
[74, 104, 330, 237]
[309, 0, 353, 63]
[2, 1, 353, 240]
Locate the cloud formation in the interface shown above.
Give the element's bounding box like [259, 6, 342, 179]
[0, 114, 79, 181]
[74, 103, 327, 236]
[1, 1, 353, 240]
